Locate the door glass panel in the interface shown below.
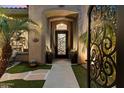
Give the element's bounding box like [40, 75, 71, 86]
[57, 33, 66, 55]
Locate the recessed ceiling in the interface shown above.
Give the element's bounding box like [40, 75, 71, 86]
[45, 9, 78, 18]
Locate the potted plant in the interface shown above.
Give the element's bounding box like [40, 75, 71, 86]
[69, 49, 78, 63]
[29, 59, 38, 67]
[46, 46, 53, 64]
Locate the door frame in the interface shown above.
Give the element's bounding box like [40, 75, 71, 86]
[55, 30, 68, 58]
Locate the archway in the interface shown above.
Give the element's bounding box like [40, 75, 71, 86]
[45, 9, 78, 59]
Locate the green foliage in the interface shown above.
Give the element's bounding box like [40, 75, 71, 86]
[79, 31, 88, 45]
[0, 32, 4, 48]
[72, 65, 87, 88]
[0, 16, 38, 43]
[79, 31, 88, 52]
[0, 13, 39, 59]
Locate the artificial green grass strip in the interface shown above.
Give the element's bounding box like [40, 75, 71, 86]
[72, 64, 87, 88]
[0, 79, 45, 88]
[6, 62, 52, 74]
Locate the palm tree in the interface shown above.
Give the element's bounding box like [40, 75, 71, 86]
[0, 15, 38, 78]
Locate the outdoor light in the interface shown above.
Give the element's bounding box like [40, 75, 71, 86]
[33, 38, 39, 42]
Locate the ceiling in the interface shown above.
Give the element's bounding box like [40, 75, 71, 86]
[45, 9, 78, 18]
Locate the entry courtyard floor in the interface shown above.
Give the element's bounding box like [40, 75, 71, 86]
[43, 59, 80, 88]
[0, 59, 87, 88]
[0, 63, 52, 88]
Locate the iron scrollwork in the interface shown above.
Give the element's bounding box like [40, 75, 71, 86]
[90, 5, 117, 87]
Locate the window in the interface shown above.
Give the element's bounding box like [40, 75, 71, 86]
[56, 23, 67, 30]
[10, 31, 28, 52]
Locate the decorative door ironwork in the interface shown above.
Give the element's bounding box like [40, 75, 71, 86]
[55, 31, 68, 58]
[88, 5, 117, 87]
[57, 33, 66, 55]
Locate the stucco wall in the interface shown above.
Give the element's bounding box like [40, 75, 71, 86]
[29, 5, 81, 63]
[78, 5, 89, 64]
[29, 6, 46, 64]
[44, 5, 81, 52]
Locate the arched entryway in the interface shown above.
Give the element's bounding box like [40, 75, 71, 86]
[45, 9, 78, 59]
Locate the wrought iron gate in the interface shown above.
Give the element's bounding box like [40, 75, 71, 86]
[88, 5, 117, 88]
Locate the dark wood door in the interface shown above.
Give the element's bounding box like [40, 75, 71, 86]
[55, 31, 68, 58]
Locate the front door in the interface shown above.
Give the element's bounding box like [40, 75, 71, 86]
[55, 31, 68, 58]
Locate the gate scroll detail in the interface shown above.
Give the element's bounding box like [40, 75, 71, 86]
[89, 5, 117, 88]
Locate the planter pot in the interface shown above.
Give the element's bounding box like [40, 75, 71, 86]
[46, 52, 53, 64]
[69, 51, 78, 64]
[29, 60, 38, 67]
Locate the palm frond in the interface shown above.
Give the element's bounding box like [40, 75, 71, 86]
[0, 17, 10, 41]
[0, 15, 39, 44]
[79, 31, 88, 43]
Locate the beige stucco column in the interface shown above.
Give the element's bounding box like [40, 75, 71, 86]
[28, 6, 46, 64]
[78, 5, 89, 64]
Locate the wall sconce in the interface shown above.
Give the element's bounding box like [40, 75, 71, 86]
[33, 38, 39, 42]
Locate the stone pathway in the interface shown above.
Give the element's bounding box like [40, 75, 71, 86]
[0, 69, 49, 82]
[43, 59, 79, 88]
[0, 59, 80, 88]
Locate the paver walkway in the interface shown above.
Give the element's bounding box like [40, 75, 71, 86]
[43, 59, 79, 88]
[0, 69, 49, 82]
